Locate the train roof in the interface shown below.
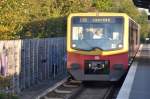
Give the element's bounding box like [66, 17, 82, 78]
[68, 12, 128, 16]
[68, 12, 139, 25]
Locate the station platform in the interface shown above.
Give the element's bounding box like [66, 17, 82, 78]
[117, 44, 150, 99]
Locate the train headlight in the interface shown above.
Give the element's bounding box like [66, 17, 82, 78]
[72, 44, 76, 47]
[118, 44, 123, 48]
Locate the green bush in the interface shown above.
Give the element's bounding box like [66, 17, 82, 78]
[0, 93, 18, 99]
[0, 93, 7, 99]
[0, 76, 11, 89]
[11, 95, 19, 99]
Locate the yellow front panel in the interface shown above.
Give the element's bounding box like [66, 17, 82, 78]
[67, 12, 129, 55]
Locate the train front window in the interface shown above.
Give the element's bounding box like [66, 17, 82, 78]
[71, 17, 124, 51]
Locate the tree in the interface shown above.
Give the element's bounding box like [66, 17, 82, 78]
[0, 0, 30, 39]
[92, 0, 113, 11]
[111, 0, 150, 42]
[0, 0, 149, 40]
[137, 11, 150, 42]
[0, 0, 92, 39]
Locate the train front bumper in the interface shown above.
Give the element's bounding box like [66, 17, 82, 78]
[68, 63, 126, 81]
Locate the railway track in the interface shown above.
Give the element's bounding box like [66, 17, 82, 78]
[37, 78, 123, 99]
[69, 82, 115, 99]
[38, 78, 82, 99]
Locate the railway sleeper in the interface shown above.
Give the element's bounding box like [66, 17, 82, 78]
[44, 96, 63, 99]
[69, 80, 81, 84]
[63, 83, 79, 88]
[54, 89, 72, 94]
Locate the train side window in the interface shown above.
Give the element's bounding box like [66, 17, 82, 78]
[136, 30, 138, 45]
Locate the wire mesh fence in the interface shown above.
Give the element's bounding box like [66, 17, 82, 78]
[0, 37, 67, 93]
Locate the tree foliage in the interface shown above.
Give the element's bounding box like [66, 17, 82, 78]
[0, 0, 149, 40]
[92, 0, 113, 11]
[113, 0, 150, 42]
[0, 92, 18, 99]
[0, 76, 12, 89]
[112, 0, 140, 20]
[0, 0, 92, 39]
[0, 0, 29, 39]
[137, 11, 150, 41]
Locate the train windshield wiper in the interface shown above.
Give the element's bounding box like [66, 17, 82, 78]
[92, 47, 103, 51]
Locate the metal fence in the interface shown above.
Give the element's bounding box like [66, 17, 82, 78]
[0, 37, 67, 93]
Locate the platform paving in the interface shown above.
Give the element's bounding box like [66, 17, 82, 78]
[129, 44, 150, 99]
[117, 44, 150, 99]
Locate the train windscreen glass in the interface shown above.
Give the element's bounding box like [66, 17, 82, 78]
[71, 16, 124, 51]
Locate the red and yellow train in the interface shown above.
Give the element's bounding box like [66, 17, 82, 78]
[67, 13, 140, 81]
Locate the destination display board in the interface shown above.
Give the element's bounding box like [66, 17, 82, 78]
[72, 17, 123, 24]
